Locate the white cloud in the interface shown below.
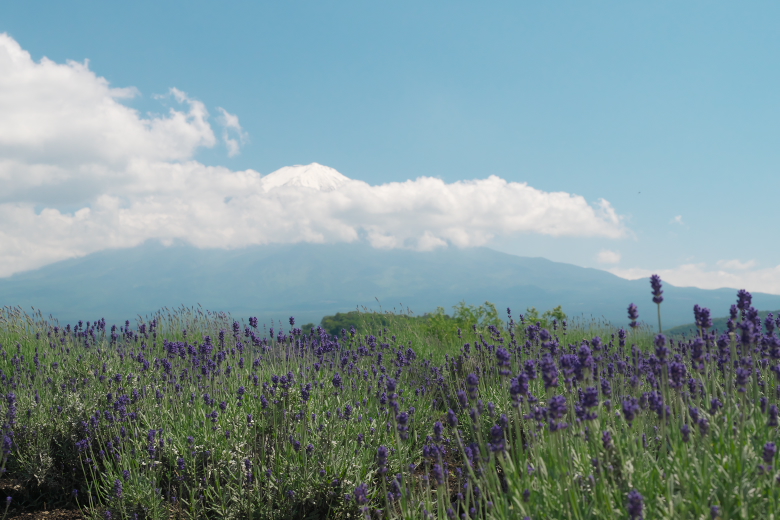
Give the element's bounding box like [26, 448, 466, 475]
[597, 249, 621, 264]
[716, 259, 757, 270]
[609, 260, 780, 295]
[0, 34, 629, 277]
[216, 107, 248, 157]
[671, 215, 683, 225]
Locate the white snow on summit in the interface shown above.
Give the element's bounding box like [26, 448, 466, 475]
[260, 163, 351, 192]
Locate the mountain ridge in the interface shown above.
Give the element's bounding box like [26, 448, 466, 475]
[2, 240, 779, 329]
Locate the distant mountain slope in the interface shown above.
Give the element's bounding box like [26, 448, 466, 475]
[664, 309, 780, 338]
[2, 241, 780, 329]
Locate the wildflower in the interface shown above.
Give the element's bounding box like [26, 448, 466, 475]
[113, 479, 123, 499]
[396, 412, 410, 440]
[650, 274, 664, 332]
[681, 424, 690, 442]
[447, 409, 458, 428]
[622, 397, 640, 426]
[433, 421, 444, 443]
[654, 334, 668, 362]
[457, 390, 468, 408]
[353, 483, 369, 505]
[489, 424, 505, 452]
[764, 442, 777, 465]
[650, 275, 663, 304]
[769, 404, 779, 427]
[377, 446, 389, 474]
[600, 378, 612, 398]
[540, 354, 559, 389]
[332, 373, 342, 390]
[431, 464, 445, 485]
[627, 489, 644, 519]
[627, 303, 639, 329]
[579, 387, 598, 409]
[496, 348, 511, 375]
[737, 289, 752, 311]
[695, 305, 713, 331]
[510, 373, 529, 404]
[466, 373, 479, 399]
[602, 430, 613, 450]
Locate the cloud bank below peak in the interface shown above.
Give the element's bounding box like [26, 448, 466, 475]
[0, 34, 628, 278]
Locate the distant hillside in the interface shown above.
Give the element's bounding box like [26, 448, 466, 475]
[2, 240, 780, 329]
[664, 309, 780, 338]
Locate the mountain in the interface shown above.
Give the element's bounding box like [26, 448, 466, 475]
[2, 241, 780, 329]
[259, 163, 351, 192]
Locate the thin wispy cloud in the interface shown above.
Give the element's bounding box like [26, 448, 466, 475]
[0, 34, 628, 277]
[217, 107, 248, 157]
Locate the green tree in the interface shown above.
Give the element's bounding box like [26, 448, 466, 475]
[522, 305, 567, 330]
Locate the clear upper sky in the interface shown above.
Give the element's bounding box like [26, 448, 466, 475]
[2, 1, 780, 293]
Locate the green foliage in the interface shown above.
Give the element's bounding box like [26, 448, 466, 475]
[317, 302, 505, 357]
[522, 304, 567, 330]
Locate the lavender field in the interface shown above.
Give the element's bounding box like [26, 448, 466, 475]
[0, 280, 778, 519]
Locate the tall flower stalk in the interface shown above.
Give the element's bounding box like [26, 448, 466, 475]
[650, 274, 663, 333]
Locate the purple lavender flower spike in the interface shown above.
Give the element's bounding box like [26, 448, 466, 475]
[627, 303, 639, 329]
[764, 442, 777, 465]
[650, 274, 663, 332]
[737, 289, 752, 312]
[627, 489, 644, 519]
[377, 445, 389, 474]
[489, 425, 505, 452]
[447, 409, 458, 428]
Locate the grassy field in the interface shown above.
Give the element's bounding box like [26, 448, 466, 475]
[0, 291, 777, 519]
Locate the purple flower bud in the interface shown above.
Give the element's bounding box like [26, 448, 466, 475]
[433, 422, 444, 443]
[650, 275, 663, 304]
[457, 390, 468, 408]
[737, 289, 752, 311]
[764, 442, 777, 465]
[353, 483, 369, 505]
[627, 489, 644, 519]
[627, 303, 639, 328]
[466, 373, 479, 399]
[602, 430, 613, 450]
[681, 424, 690, 443]
[447, 409, 458, 428]
[489, 425, 505, 452]
[623, 397, 640, 426]
[377, 446, 389, 474]
[431, 463, 445, 485]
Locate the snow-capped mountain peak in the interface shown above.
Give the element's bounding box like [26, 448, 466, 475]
[260, 163, 350, 192]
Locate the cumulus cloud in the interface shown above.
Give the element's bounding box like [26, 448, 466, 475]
[597, 249, 621, 264]
[0, 34, 629, 277]
[610, 260, 780, 295]
[670, 215, 684, 225]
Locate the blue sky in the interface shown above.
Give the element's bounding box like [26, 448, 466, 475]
[2, 1, 780, 293]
